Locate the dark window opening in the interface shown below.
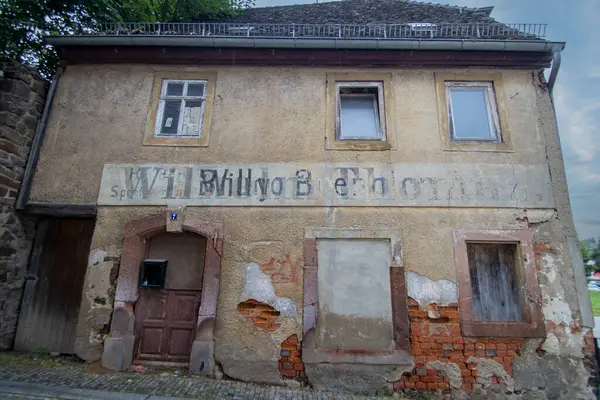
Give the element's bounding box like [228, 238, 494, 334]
[140, 259, 168, 288]
[467, 243, 522, 322]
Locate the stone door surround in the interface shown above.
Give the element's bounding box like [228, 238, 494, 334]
[101, 212, 223, 375]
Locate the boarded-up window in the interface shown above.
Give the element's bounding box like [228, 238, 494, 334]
[467, 243, 522, 322]
[316, 239, 394, 350]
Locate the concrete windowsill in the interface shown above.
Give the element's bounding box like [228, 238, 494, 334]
[301, 329, 413, 365]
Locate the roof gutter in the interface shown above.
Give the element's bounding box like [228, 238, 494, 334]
[547, 50, 562, 96]
[45, 36, 565, 53]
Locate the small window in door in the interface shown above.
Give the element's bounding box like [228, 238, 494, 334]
[140, 259, 168, 288]
[466, 243, 521, 322]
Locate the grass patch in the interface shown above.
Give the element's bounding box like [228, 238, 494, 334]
[0, 351, 82, 368]
[589, 290, 600, 316]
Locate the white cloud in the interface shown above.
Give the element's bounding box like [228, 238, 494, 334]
[584, 174, 600, 182]
[554, 82, 600, 163]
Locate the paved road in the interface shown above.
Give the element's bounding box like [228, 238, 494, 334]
[0, 380, 202, 399]
[0, 379, 379, 400]
[0, 354, 388, 400]
[0, 379, 383, 400]
[0, 380, 167, 399]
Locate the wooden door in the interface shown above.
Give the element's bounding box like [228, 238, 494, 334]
[134, 289, 201, 363]
[14, 218, 95, 354]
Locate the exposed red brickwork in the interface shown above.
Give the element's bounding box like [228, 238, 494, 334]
[237, 299, 281, 332]
[393, 299, 523, 391]
[584, 330, 595, 355]
[278, 334, 305, 379]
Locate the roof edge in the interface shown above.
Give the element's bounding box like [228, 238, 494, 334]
[45, 36, 565, 53]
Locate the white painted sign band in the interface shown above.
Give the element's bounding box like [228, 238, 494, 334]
[98, 163, 554, 208]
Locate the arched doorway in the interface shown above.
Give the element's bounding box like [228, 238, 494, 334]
[134, 232, 206, 364]
[101, 213, 223, 375]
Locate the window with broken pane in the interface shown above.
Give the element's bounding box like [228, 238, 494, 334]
[155, 80, 207, 137]
[336, 82, 386, 140]
[445, 81, 501, 142]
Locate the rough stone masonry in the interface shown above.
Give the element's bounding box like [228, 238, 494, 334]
[0, 59, 48, 349]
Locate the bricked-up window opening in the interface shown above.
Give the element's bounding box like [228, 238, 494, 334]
[139, 259, 168, 288]
[445, 81, 501, 142]
[336, 82, 386, 141]
[467, 243, 522, 322]
[154, 79, 207, 137]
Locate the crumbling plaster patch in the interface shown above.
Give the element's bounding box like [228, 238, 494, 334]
[524, 209, 556, 225]
[534, 243, 589, 358]
[466, 356, 519, 391]
[427, 361, 462, 389]
[407, 271, 458, 311]
[512, 351, 593, 397]
[541, 330, 585, 358]
[541, 333, 561, 355]
[76, 244, 121, 361]
[88, 249, 107, 267]
[215, 310, 300, 384]
[240, 262, 297, 318]
[542, 293, 573, 326]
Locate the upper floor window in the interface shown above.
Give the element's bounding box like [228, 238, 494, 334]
[336, 82, 386, 141]
[326, 72, 394, 151]
[445, 81, 501, 143]
[144, 72, 216, 147]
[435, 73, 512, 153]
[155, 79, 207, 137]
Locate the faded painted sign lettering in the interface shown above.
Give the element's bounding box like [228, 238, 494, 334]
[98, 163, 554, 208]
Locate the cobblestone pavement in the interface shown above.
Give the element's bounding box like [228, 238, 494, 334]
[0, 353, 392, 400]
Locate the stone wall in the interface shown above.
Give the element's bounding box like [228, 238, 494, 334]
[0, 59, 48, 349]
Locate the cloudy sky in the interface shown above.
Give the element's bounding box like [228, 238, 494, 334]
[253, 0, 600, 240]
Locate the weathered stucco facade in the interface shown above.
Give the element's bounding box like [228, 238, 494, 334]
[23, 59, 596, 397]
[8, 2, 591, 397]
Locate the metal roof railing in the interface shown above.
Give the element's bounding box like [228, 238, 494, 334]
[83, 22, 547, 40]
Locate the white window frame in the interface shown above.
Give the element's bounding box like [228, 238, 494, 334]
[154, 79, 207, 138]
[445, 81, 502, 143]
[335, 82, 386, 141]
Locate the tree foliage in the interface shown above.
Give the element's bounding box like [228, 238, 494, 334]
[581, 238, 600, 274]
[117, 0, 253, 22]
[0, 0, 253, 78]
